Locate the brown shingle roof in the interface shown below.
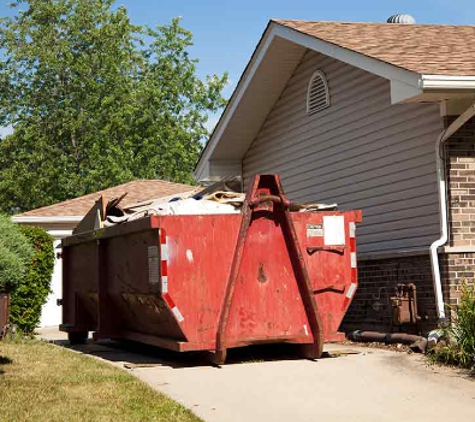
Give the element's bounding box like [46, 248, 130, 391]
[274, 20, 475, 76]
[17, 180, 196, 217]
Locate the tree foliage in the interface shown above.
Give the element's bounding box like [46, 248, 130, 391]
[0, 0, 227, 213]
[10, 225, 55, 332]
[0, 215, 33, 293]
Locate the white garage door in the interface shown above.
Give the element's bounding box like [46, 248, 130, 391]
[40, 240, 62, 327]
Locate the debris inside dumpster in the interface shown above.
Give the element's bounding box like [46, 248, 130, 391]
[74, 179, 340, 233]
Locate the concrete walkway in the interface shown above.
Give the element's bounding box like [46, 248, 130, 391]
[39, 327, 475, 422]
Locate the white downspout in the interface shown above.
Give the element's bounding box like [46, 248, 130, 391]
[430, 103, 475, 321]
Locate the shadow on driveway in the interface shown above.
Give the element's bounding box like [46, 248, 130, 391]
[45, 335, 344, 369]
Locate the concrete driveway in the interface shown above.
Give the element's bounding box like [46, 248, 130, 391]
[40, 327, 475, 422]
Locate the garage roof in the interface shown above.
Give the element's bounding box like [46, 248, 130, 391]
[16, 180, 195, 218]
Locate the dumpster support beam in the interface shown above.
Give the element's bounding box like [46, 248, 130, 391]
[215, 174, 324, 364]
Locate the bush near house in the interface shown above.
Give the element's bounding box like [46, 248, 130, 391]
[0, 215, 33, 294]
[430, 282, 475, 371]
[10, 226, 54, 333]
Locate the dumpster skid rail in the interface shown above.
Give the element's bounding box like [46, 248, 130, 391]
[60, 175, 362, 364]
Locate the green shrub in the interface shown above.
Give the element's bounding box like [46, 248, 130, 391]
[0, 215, 33, 293]
[10, 226, 55, 333]
[451, 282, 475, 368]
[430, 282, 475, 370]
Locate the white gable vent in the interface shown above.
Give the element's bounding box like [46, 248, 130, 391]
[306, 70, 330, 115]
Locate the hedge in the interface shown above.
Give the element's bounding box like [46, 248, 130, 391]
[10, 226, 55, 333]
[0, 215, 33, 294]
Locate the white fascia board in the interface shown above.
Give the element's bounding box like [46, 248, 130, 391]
[276, 24, 421, 88]
[421, 75, 475, 90]
[194, 22, 424, 178]
[194, 25, 276, 179]
[47, 229, 74, 240]
[390, 80, 423, 104]
[12, 216, 83, 224]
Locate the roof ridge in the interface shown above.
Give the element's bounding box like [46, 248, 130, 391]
[130, 179, 196, 187]
[272, 18, 475, 28]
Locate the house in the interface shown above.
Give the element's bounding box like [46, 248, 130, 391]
[12, 180, 195, 327]
[195, 15, 475, 331]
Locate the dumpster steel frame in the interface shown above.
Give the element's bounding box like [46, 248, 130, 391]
[214, 175, 324, 363]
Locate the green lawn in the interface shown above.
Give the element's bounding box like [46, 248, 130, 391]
[0, 337, 202, 422]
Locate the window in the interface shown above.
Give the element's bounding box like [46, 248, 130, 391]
[306, 70, 330, 115]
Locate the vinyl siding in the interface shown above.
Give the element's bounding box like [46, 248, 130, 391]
[243, 51, 444, 255]
[209, 161, 242, 179]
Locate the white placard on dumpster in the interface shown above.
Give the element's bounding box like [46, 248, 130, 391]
[306, 224, 323, 237]
[323, 216, 345, 245]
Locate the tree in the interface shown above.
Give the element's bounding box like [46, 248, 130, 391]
[0, 0, 227, 213]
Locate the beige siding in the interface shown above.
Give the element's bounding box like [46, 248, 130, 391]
[209, 161, 242, 178]
[243, 51, 444, 255]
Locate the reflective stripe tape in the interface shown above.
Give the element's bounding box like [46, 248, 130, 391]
[346, 283, 357, 299]
[161, 276, 168, 294]
[343, 222, 358, 311]
[349, 222, 356, 238]
[159, 229, 184, 323]
[160, 260, 168, 277]
[164, 293, 184, 323]
[163, 293, 175, 309]
[159, 229, 169, 293]
[160, 243, 169, 261]
[341, 284, 356, 312]
[172, 306, 184, 322]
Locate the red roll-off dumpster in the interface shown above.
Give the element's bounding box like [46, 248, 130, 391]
[60, 175, 362, 363]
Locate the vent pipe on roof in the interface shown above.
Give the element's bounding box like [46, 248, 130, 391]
[387, 14, 416, 24]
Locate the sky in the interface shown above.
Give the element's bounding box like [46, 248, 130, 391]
[0, 0, 473, 133]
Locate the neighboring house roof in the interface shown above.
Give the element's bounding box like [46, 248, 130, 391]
[15, 180, 196, 218]
[195, 19, 475, 180]
[274, 20, 475, 76]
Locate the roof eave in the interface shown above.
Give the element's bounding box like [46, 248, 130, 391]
[12, 216, 83, 224]
[394, 75, 475, 104]
[194, 22, 475, 180]
[194, 21, 276, 180]
[421, 74, 475, 90]
[194, 21, 425, 180]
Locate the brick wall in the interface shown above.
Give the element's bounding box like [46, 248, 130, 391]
[342, 255, 438, 333]
[440, 253, 475, 309]
[442, 115, 475, 312]
[446, 115, 475, 247]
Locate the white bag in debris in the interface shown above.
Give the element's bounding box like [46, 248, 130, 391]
[166, 198, 240, 215]
[104, 197, 239, 226]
